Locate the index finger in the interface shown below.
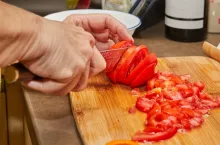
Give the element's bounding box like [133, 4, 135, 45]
[65, 14, 133, 41]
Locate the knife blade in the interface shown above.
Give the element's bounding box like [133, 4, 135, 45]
[99, 47, 128, 72]
[4, 47, 128, 84]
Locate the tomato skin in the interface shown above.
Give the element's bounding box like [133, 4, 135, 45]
[117, 46, 149, 84]
[132, 127, 177, 142]
[106, 71, 117, 83]
[130, 63, 157, 88]
[110, 40, 134, 49]
[143, 126, 163, 133]
[126, 53, 157, 85]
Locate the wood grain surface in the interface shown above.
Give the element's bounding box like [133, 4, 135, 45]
[70, 56, 220, 145]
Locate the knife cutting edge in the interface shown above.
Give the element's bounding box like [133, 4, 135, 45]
[3, 47, 128, 84]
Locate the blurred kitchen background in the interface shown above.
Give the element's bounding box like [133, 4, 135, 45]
[1, 0, 219, 33]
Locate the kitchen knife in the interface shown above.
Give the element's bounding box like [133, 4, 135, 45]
[3, 47, 128, 84]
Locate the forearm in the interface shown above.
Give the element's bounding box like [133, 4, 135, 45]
[0, 1, 43, 67]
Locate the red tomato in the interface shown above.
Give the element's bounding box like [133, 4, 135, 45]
[143, 126, 163, 133]
[136, 97, 155, 112]
[117, 45, 149, 83]
[106, 46, 136, 83]
[132, 127, 177, 142]
[110, 40, 134, 49]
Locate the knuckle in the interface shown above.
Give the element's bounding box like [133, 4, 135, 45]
[77, 61, 86, 72]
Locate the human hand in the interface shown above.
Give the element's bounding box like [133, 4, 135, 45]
[20, 19, 106, 95]
[63, 14, 133, 51]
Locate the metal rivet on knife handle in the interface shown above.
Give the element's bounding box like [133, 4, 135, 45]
[4, 63, 39, 84]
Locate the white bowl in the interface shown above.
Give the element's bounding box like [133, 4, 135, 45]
[44, 9, 141, 36]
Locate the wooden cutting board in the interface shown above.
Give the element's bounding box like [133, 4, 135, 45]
[70, 56, 220, 145]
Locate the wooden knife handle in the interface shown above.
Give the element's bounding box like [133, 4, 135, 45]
[4, 63, 41, 84]
[203, 41, 220, 63]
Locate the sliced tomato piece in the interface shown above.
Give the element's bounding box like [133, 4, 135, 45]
[126, 53, 157, 84]
[136, 97, 155, 112]
[144, 126, 163, 133]
[110, 40, 134, 49]
[106, 71, 117, 83]
[107, 46, 136, 83]
[132, 127, 177, 142]
[117, 45, 149, 84]
[130, 63, 157, 88]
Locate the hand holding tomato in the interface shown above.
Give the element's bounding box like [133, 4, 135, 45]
[63, 14, 133, 51]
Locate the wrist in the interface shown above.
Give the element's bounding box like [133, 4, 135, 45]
[0, 2, 45, 65]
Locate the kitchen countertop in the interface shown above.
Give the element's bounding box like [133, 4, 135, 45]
[23, 22, 220, 145]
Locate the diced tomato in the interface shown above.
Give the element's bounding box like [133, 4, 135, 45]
[146, 78, 156, 90]
[193, 81, 205, 91]
[189, 117, 204, 128]
[129, 106, 137, 114]
[136, 97, 155, 112]
[180, 74, 191, 81]
[199, 92, 213, 100]
[160, 81, 176, 89]
[200, 100, 219, 108]
[181, 108, 194, 118]
[147, 103, 161, 119]
[170, 76, 183, 84]
[145, 88, 162, 99]
[180, 89, 194, 98]
[192, 86, 200, 96]
[180, 119, 191, 130]
[132, 127, 177, 142]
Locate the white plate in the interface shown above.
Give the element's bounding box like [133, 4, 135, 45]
[44, 9, 141, 35]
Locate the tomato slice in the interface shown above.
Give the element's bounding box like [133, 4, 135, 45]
[117, 45, 149, 84]
[144, 126, 163, 133]
[130, 62, 157, 88]
[110, 40, 134, 49]
[106, 46, 136, 83]
[132, 127, 177, 142]
[126, 53, 157, 85]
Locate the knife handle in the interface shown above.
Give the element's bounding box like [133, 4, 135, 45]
[3, 63, 41, 84]
[203, 41, 220, 63]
